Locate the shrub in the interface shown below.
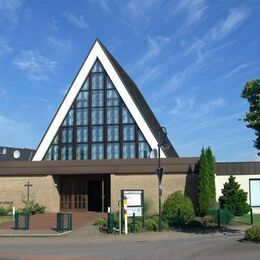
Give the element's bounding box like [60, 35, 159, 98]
[145, 217, 157, 231]
[129, 220, 142, 232]
[245, 225, 260, 242]
[219, 175, 250, 216]
[144, 216, 169, 231]
[0, 206, 11, 216]
[94, 217, 106, 226]
[18, 202, 46, 214]
[162, 191, 195, 227]
[208, 208, 234, 225]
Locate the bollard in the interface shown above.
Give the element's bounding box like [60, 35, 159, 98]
[107, 212, 114, 234]
[217, 209, 220, 228]
[250, 208, 253, 225]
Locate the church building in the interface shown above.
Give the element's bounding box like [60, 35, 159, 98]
[0, 40, 259, 214]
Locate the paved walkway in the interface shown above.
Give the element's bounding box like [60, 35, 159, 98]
[0, 212, 106, 234]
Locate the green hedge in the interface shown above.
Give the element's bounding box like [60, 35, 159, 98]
[162, 191, 195, 227]
[207, 208, 233, 225]
[245, 225, 260, 242]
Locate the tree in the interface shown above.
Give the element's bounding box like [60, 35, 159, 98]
[241, 79, 260, 154]
[197, 148, 209, 216]
[219, 175, 250, 216]
[197, 147, 216, 216]
[205, 147, 216, 201]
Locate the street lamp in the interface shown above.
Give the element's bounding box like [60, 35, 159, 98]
[157, 126, 167, 232]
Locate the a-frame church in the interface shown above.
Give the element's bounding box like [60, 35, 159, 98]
[1, 40, 259, 214]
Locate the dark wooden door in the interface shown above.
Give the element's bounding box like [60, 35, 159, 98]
[60, 177, 88, 211]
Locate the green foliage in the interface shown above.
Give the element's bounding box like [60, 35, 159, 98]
[0, 206, 11, 216]
[144, 216, 169, 231]
[197, 148, 209, 216]
[94, 217, 106, 226]
[205, 147, 216, 200]
[245, 225, 260, 242]
[129, 220, 142, 232]
[197, 147, 216, 216]
[208, 208, 234, 225]
[145, 218, 157, 231]
[162, 191, 195, 227]
[241, 79, 260, 153]
[17, 202, 46, 214]
[219, 175, 250, 216]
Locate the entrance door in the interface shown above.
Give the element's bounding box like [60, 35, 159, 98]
[88, 180, 102, 212]
[60, 177, 87, 211]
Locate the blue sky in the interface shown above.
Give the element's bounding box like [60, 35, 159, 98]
[0, 0, 259, 162]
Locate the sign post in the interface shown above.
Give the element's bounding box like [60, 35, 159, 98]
[123, 196, 128, 235]
[118, 200, 122, 235]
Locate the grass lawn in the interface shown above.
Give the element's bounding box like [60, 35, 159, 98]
[233, 214, 260, 225]
[0, 216, 13, 224]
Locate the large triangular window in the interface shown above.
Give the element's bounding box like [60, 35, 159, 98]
[44, 59, 151, 160]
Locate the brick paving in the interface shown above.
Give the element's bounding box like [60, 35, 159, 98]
[0, 212, 106, 231]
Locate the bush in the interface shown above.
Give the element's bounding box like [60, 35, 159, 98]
[0, 206, 11, 216]
[208, 208, 234, 225]
[145, 217, 157, 231]
[129, 220, 142, 232]
[219, 175, 250, 216]
[144, 216, 169, 231]
[162, 191, 195, 227]
[18, 202, 46, 214]
[245, 225, 260, 242]
[94, 217, 106, 226]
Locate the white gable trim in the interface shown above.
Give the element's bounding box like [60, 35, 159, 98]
[33, 41, 166, 161]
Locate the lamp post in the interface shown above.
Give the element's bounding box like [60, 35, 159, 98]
[157, 126, 167, 232]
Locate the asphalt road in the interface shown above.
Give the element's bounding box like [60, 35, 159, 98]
[0, 232, 259, 260]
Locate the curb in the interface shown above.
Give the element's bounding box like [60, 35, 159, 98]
[0, 231, 72, 237]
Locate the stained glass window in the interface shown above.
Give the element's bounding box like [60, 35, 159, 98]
[92, 108, 104, 125]
[123, 143, 135, 159]
[76, 109, 88, 125]
[107, 126, 119, 141]
[61, 145, 73, 160]
[63, 109, 74, 126]
[76, 144, 88, 160]
[107, 143, 119, 159]
[77, 91, 88, 108]
[122, 107, 134, 123]
[92, 74, 104, 89]
[44, 59, 152, 161]
[77, 127, 88, 142]
[107, 107, 119, 124]
[92, 126, 103, 142]
[92, 143, 104, 159]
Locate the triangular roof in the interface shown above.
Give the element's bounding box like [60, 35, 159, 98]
[33, 39, 178, 161]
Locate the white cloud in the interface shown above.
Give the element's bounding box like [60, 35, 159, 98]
[0, 0, 22, 22]
[88, 0, 110, 12]
[210, 8, 249, 42]
[13, 50, 57, 80]
[166, 0, 207, 27]
[220, 63, 251, 80]
[0, 36, 13, 56]
[46, 37, 73, 52]
[63, 12, 88, 29]
[202, 98, 227, 114]
[138, 36, 171, 68]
